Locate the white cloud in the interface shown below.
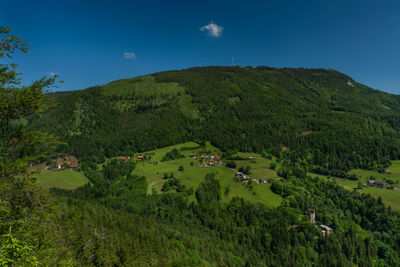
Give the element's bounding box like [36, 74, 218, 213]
[49, 72, 58, 77]
[200, 21, 223, 37]
[123, 52, 136, 59]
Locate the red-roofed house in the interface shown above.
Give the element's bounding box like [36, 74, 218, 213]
[70, 162, 79, 168]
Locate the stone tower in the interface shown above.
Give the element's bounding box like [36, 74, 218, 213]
[305, 209, 316, 224]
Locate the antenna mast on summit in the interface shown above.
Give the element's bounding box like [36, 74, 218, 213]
[232, 57, 234, 66]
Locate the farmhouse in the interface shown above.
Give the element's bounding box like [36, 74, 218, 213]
[366, 180, 388, 188]
[207, 160, 223, 166]
[198, 154, 220, 159]
[235, 172, 248, 181]
[58, 161, 78, 169]
[68, 162, 79, 168]
[196, 160, 223, 167]
[120, 156, 132, 162]
[57, 162, 64, 169]
[209, 154, 219, 160]
[191, 154, 220, 162]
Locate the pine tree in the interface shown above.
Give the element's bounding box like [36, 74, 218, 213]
[0, 26, 63, 265]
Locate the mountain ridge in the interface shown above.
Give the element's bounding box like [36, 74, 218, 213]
[30, 66, 400, 174]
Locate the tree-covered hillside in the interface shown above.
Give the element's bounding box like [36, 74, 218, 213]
[51, 159, 400, 266]
[31, 66, 400, 174]
[5, 25, 400, 267]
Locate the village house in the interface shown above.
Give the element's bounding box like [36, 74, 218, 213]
[191, 154, 219, 161]
[58, 161, 78, 169]
[259, 178, 267, 184]
[119, 156, 131, 162]
[235, 172, 248, 181]
[57, 162, 64, 170]
[207, 160, 223, 166]
[366, 180, 388, 188]
[69, 162, 79, 168]
[199, 154, 219, 159]
[196, 160, 223, 167]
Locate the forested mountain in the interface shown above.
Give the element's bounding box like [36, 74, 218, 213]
[21, 66, 400, 265]
[4, 19, 400, 266]
[31, 66, 400, 173]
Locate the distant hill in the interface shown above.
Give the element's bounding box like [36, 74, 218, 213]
[27, 66, 400, 266]
[29, 66, 400, 172]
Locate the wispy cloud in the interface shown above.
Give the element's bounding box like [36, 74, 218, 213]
[123, 52, 136, 59]
[49, 72, 58, 77]
[200, 21, 223, 37]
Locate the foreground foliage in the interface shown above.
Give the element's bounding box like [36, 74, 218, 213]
[0, 26, 71, 266]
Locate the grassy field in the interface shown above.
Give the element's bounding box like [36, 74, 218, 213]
[32, 141, 281, 207]
[34, 144, 400, 210]
[102, 75, 184, 97]
[37, 169, 89, 190]
[233, 152, 279, 180]
[311, 163, 400, 210]
[132, 142, 282, 208]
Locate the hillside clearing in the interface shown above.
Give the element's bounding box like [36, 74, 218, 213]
[37, 170, 89, 190]
[311, 165, 400, 211]
[132, 142, 282, 207]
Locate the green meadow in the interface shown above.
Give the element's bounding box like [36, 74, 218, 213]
[233, 152, 279, 179]
[311, 161, 400, 210]
[102, 75, 184, 97]
[132, 142, 282, 207]
[37, 169, 89, 190]
[348, 161, 400, 183]
[33, 142, 282, 208]
[35, 143, 400, 211]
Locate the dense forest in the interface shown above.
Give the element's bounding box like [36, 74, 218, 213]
[3, 26, 400, 266]
[50, 159, 400, 266]
[30, 66, 400, 175]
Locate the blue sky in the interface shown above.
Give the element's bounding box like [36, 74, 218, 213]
[2, 0, 400, 93]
